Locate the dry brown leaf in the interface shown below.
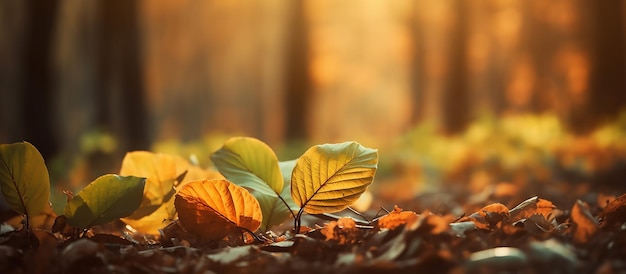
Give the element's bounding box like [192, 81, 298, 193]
[509, 196, 556, 222]
[422, 211, 453, 234]
[598, 193, 626, 229]
[174, 179, 262, 241]
[320, 217, 360, 244]
[376, 206, 418, 230]
[596, 193, 616, 208]
[570, 200, 598, 245]
[463, 203, 509, 230]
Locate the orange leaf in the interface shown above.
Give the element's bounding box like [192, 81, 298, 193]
[422, 212, 453, 234]
[320, 217, 360, 244]
[598, 193, 626, 229]
[464, 203, 509, 230]
[174, 179, 262, 241]
[570, 200, 598, 245]
[376, 206, 418, 230]
[509, 196, 556, 222]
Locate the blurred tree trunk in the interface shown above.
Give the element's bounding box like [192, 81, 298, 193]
[54, 0, 148, 160]
[284, 0, 310, 141]
[443, 0, 469, 134]
[97, 0, 148, 152]
[0, 2, 26, 146]
[53, 0, 100, 160]
[412, 1, 458, 131]
[19, 0, 59, 159]
[585, 1, 626, 129]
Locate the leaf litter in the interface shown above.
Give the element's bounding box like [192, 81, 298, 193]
[2, 191, 626, 273]
[2, 139, 626, 273]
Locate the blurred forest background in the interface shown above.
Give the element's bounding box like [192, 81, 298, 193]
[1, 1, 626, 197]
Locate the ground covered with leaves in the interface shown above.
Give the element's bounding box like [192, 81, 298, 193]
[2, 114, 626, 273]
[2, 191, 626, 273]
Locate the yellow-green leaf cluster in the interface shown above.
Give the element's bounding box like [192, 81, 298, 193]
[211, 137, 296, 231]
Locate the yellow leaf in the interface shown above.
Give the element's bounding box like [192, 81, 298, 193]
[291, 142, 378, 214]
[174, 179, 262, 241]
[120, 151, 180, 207]
[119, 151, 223, 235]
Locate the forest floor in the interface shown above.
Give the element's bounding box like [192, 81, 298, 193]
[2, 115, 626, 273]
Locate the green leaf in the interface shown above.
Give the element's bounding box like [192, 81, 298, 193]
[65, 174, 146, 229]
[279, 159, 297, 184]
[291, 141, 378, 214]
[0, 141, 50, 217]
[254, 160, 299, 231]
[211, 137, 283, 197]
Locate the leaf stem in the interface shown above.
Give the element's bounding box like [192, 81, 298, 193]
[277, 194, 297, 220]
[347, 206, 369, 223]
[237, 226, 264, 244]
[294, 208, 305, 234]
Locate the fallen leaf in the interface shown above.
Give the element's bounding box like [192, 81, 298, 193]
[61, 239, 105, 273]
[320, 217, 360, 244]
[376, 206, 418, 230]
[0, 141, 50, 218]
[211, 137, 284, 196]
[466, 247, 527, 271]
[65, 175, 146, 229]
[570, 200, 598, 245]
[464, 203, 509, 230]
[174, 179, 262, 241]
[206, 245, 258, 265]
[291, 141, 378, 214]
[212, 137, 296, 231]
[520, 214, 554, 234]
[509, 196, 556, 222]
[422, 211, 453, 234]
[449, 221, 477, 236]
[119, 151, 221, 235]
[598, 193, 626, 229]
